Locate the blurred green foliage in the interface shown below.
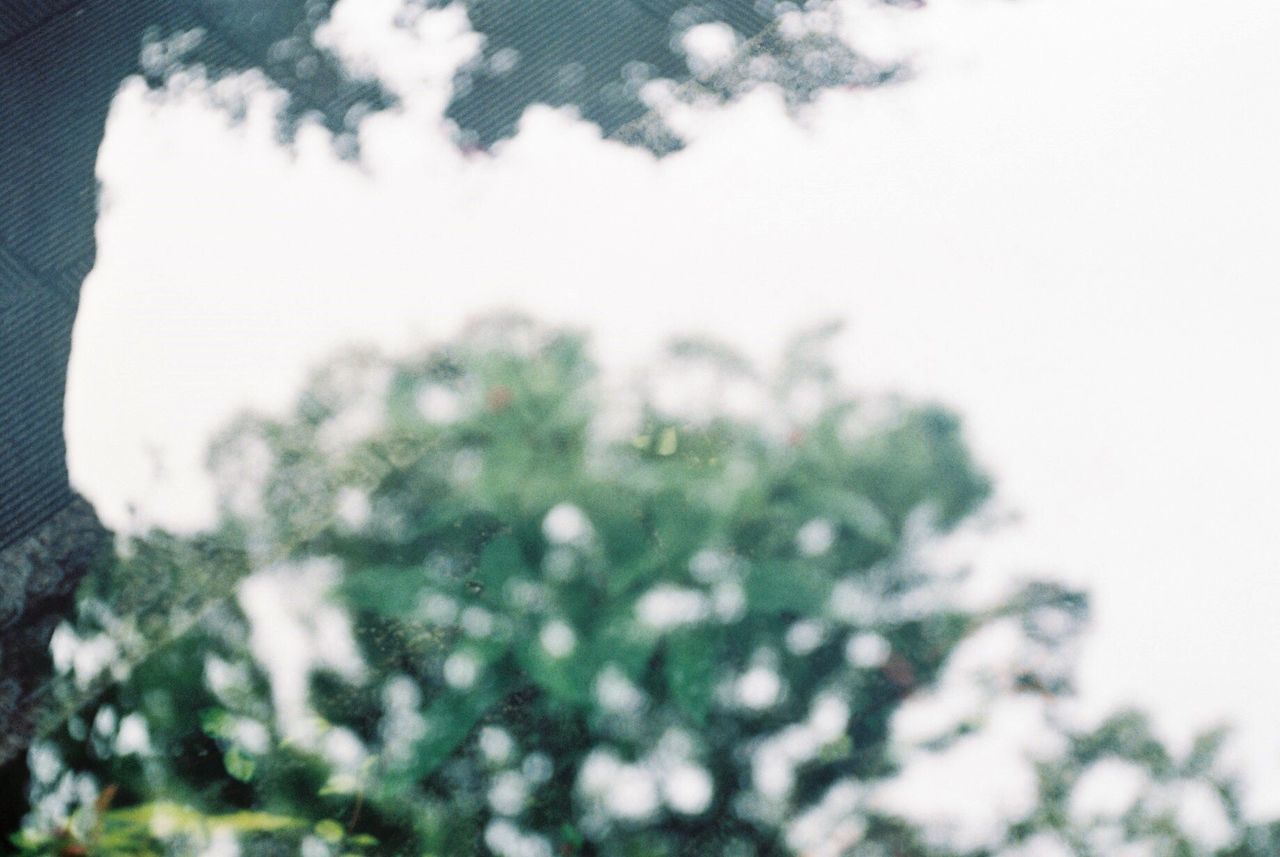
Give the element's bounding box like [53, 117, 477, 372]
[14, 318, 1277, 856]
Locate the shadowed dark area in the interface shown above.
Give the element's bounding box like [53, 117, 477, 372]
[444, 0, 770, 146]
[0, 0, 387, 550]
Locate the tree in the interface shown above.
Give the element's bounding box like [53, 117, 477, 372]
[1, 0, 908, 770]
[12, 318, 1270, 855]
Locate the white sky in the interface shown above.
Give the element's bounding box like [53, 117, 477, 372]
[67, 0, 1280, 822]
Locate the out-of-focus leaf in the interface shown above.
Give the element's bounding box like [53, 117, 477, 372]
[745, 561, 831, 615]
[224, 746, 256, 782]
[339, 565, 426, 618]
[665, 630, 718, 726]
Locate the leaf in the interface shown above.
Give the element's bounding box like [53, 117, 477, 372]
[656, 427, 678, 456]
[665, 631, 718, 726]
[107, 802, 304, 834]
[514, 639, 591, 706]
[339, 565, 425, 618]
[199, 707, 232, 739]
[320, 773, 361, 795]
[475, 535, 528, 593]
[224, 747, 256, 782]
[402, 676, 511, 782]
[744, 561, 831, 615]
[593, 615, 660, 681]
[212, 810, 307, 833]
[315, 819, 346, 843]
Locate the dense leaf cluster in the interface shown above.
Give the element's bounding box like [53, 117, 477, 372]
[14, 320, 1274, 856]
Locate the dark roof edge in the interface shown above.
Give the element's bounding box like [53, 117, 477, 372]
[0, 0, 95, 51]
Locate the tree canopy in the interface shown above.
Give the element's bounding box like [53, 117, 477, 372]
[13, 318, 1276, 856]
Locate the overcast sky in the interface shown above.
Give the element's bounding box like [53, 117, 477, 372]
[66, 0, 1280, 822]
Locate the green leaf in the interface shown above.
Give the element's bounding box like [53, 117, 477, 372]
[339, 565, 425, 618]
[514, 639, 591, 706]
[665, 631, 718, 726]
[744, 561, 831, 615]
[593, 615, 660, 681]
[224, 746, 257, 782]
[655, 427, 679, 456]
[200, 707, 232, 739]
[315, 819, 346, 843]
[403, 678, 510, 782]
[476, 535, 528, 592]
[107, 802, 304, 834]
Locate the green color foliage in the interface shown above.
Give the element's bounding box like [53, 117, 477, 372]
[15, 319, 1272, 856]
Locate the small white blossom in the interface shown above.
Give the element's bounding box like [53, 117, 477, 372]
[415, 384, 463, 423]
[663, 762, 714, 815]
[689, 549, 734, 582]
[796, 518, 837, 557]
[488, 770, 529, 816]
[543, 503, 591, 545]
[636, 585, 709, 630]
[786, 620, 827, 655]
[595, 665, 646, 714]
[444, 651, 480, 688]
[752, 745, 795, 799]
[809, 695, 850, 742]
[479, 727, 516, 765]
[540, 620, 577, 658]
[845, 632, 891, 669]
[578, 748, 623, 797]
[711, 581, 746, 622]
[461, 606, 494, 638]
[605, 765, 660, 821]
[233, 718, 270, 755]
[334, 487, 370, 528]
[419, 592, 459, 626]
[736, 667, 782, 710]
[522, 752, 554, 784]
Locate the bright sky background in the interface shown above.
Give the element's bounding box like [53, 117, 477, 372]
[66, 0, 1280, 828]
